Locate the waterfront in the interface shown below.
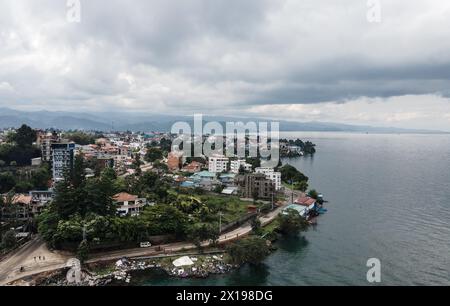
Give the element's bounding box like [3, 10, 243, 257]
[139, 132, 450, 286]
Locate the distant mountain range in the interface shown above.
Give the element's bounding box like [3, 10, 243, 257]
[0, 107, 447, 134]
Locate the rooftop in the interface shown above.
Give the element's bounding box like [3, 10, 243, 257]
[113, 192, 138, 202]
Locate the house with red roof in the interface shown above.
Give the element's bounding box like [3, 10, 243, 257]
[113, 192, 148, 217]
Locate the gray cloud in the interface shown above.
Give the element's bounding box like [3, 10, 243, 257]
[0, 0, 450, 129]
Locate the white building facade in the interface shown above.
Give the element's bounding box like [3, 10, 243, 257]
[208, 155, 229, 173]
[52, 142, 75, 181]
[230, 159, 253, 174]
[255, 167, 282, 190]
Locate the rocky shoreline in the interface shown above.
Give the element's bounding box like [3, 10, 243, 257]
[30, 253, 238, 286]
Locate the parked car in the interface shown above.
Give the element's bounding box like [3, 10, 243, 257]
[140, 242, 152, 248]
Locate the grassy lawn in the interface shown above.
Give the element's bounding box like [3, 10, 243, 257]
[200, 194, 261, 224]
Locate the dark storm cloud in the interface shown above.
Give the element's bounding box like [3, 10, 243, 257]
[1, 0, 450, 130]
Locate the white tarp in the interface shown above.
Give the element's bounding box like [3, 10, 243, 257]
[172, 256, 194, 267]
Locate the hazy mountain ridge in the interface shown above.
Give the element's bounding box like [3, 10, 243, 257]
[0, 107, 447, 134]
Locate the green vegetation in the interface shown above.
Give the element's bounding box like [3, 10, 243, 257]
[63, 131, 98, 145]
[187, 223, 219, 248]
[251, 216, 262, 235]
[245, 157, 261, 170]
[1, 230, 17, 250]
[280, 138, 316, 155]
[77, 239, 90, 263]
[226, 237, 270, 265]
[0, 163, 51, 193]
[279, 164, 309, 192]
[0, 124, 40, 167]
[277, 209, 309, 236]
[0, 124, 49, 193]
[37, 155, 255, 251]
[308, 189, 319, 200]
[144, 147, 163, 163]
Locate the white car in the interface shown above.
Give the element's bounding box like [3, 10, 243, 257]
[140, 242, 152, 248]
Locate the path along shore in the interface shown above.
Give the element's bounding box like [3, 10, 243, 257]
[0, 205, 284, 286]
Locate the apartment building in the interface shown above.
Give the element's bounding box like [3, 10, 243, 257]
[236, 173, 275, 200]
[38, 132, 60, 162]
[255, 167, 282, 190]
[51, 142, 75, 181]
[208, 155, 229, 173]
[230, 159, 252, 174]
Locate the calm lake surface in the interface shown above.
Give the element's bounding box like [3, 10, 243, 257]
[140, 132, 450, 286]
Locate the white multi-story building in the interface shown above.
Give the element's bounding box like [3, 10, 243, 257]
[52, 142, 75, 181]
[230, 159, 253, 174]
[208, 155, 229, 173]
[255, 167, 282, 190]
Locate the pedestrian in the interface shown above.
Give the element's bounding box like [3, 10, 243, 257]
[39, 256, 41, 260]
[43, 256, 46, 260]
[34, 257, 36, 262]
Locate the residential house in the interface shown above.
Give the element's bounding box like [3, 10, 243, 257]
[182, 161, 203, 173]
[29, 190, 54, 215]
[113, 192, 148, 217]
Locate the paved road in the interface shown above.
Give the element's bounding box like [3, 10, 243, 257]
[0, 236, 69, 285]
[0, 206, 283, 285]
[86, 206, 282, 263]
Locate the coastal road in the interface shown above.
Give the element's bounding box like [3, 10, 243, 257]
[87, 206, 283, 263]
[0, 206, 283, 285]
[0, 236, 69, 285]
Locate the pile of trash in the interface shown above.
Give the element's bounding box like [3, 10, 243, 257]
[164, 254, 236, 279]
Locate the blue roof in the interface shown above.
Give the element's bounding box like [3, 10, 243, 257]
[283, 204, 307, 216]
[180, 181, 195, 188]
[220, 173, 236, 178]
[195, 171, 216, 178]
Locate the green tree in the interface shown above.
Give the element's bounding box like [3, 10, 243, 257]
[251, 216, 262, 234]
[153, 160, 168, 172]
[77, 239, 90, 263]
[71, 154, 86, 188]
[293, 180, 309, 192]
[226, 237, 270, 265]
[145, 147, 163, 163]
[187, 223, 219, 248]
[213, 185, 224, 194]
[133, 154, 142, 176]
[11, 124, 36, 147]
[31, 164, 51, 190]
[0, 172, 16, 193]
[278, 209, 309, 236]
[280, 165, 309, 184]
[308, 189, 319, 200]
[37, 204, 61, 248]
[246, 157, 261, 170]
[159, 138, 172, 153]
[63, 132, 96, 145]
[1, 230, 17, 249]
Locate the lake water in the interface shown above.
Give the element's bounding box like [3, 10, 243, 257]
[139, 132, 450, 286]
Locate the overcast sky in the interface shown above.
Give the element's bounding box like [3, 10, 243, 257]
[1, 0, 450, 131]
